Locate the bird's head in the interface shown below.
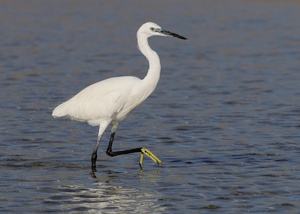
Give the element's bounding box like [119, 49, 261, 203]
[138, 22, 187, 40]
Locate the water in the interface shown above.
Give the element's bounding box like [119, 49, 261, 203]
[1, 0, 300, 213]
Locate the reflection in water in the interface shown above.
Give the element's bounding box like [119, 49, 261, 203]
[46, 175, 164, 213]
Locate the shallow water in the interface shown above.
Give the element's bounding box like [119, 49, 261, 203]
[1, 0, 300, 213]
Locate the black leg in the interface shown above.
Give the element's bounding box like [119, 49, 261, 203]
[106, 132, 142, 156]
[105, 132, 162, 169]
[106, 132, 115, 155]
[91, 151, 97, 172]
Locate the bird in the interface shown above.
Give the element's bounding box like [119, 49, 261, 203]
[52, 22, 187, 172]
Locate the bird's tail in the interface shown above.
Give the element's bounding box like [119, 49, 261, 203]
[52, 102, 68, 118]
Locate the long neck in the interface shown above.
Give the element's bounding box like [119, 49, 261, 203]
[137, 34, 161, 91]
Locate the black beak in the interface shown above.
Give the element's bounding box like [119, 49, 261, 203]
[160, 30, 187, 40]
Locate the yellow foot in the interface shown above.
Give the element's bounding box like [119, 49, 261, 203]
[139, 148, 162, 170]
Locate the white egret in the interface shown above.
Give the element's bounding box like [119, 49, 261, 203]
[52, 22, 187, 172]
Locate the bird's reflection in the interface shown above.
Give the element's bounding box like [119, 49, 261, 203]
[48, 170, 164, 213]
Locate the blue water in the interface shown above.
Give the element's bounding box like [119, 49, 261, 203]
[1, 1, 300, 213]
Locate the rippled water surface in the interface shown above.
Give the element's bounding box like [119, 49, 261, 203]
[1, 1, 300, 213]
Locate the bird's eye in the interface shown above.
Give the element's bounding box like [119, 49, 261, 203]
[150, 27, 155, 31]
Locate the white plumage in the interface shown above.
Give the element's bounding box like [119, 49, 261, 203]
[52, 22, 187, 172]
[52, 76, 152, 126]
